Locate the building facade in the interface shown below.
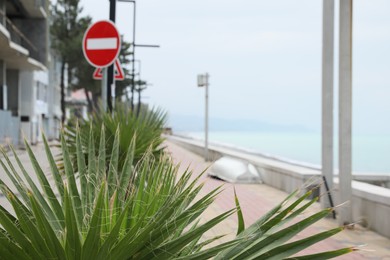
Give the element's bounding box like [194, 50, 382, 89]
[0, 0, 61, 147]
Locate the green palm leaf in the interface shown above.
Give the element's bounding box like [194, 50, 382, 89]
[0, 115, 354, 260]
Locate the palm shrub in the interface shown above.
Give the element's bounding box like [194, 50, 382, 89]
[0, 127, 355, 259]
[63, 104, 166, 172]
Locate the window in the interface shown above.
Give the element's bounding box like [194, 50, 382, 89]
[36, 81, 48, 102]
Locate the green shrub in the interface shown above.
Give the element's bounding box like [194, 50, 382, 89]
[63, 104, 167, 172]
[0, 127, 354, 259]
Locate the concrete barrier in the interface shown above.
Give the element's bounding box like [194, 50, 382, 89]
[167, 135, 322, 193]
[167, 134, 390, 239]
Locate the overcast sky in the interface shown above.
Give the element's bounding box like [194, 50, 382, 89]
[80, 0, 390, 133]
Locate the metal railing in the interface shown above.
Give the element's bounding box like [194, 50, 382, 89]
[0, 9, 40, 61]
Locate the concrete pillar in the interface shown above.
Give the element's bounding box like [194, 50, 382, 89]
[321, 0, 335, 210]
[0, 60, 6, 110]
[338, 0, 353, 225]
[20, 71, 35, 142]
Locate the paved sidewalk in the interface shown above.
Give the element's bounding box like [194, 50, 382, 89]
[0, 143, 57, 212]
[165, 141, 390, 260]
[1, 141, 390, 259]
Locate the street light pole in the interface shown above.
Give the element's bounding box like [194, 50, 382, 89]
[116, 0, 160, 113]
[197, 73, 210, 162]
[131, 1, 136, 112]
[117, 0, 135, 111]
[133, 59, 143, 115]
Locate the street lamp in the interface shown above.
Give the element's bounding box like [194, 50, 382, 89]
[117, 0, 136, 111]
[111, 0, 160, 113]
[197, 73, 210, 162]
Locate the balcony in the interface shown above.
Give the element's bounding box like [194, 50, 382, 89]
[6, 18, 39, 61]
[0, 10, 45, 70]
[11, 0, 47, 19]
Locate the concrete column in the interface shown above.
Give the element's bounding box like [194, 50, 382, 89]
[321, 0, 335, 210]
[205, 73, 209, 162]
[338, 0, 353, 225]
[0, 60, 6, 109]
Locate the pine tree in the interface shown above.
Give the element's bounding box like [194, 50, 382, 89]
[50, 0, 92, 123]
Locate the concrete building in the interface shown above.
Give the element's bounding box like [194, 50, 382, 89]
[65, 88, 89, 121]
[0, 0, 61, 147]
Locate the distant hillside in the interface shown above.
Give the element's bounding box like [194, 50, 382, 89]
[168, 114, 313, 133]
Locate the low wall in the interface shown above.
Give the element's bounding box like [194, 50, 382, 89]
[168, 135, 323, 193]
[0, 110, 20, 147]
[167, 135, 390, 239]
[333, 180, 390, 235]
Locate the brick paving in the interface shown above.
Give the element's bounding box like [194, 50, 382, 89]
[1, 141, 390, 259]
[165, 141, 390, 260]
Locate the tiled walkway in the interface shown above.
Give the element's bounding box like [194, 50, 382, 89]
[165, 141, 390, 259]
[1, 141, 390, 259]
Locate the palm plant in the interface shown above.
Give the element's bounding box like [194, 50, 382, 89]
[0, 126, 355, 259]
[63, 104, 166, 172]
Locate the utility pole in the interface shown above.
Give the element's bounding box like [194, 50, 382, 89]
[107, 0, 116, 111]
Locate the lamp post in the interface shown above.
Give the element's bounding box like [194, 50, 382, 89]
[117, 0, 160, 112]
[116, 0, 136, 111]
[197, 73, 209, 162]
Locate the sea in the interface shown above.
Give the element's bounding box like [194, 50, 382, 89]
[183, 131, 390, 174]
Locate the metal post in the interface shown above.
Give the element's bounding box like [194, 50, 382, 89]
[205, 73, 209, 162]
[131, 1, 136, 112]
[117, 0, 159, 112]
[107, 0, 116, 112]
[111, 82, 115, 109]
[321, 0, 335, 210]
[101, 68, 107, 111]
[338, 0, 353, 225]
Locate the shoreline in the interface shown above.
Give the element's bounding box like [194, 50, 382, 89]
[170, 133, 390, 176]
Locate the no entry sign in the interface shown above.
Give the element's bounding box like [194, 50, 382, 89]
[82, 20, 121, 68]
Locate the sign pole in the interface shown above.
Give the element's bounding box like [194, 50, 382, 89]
[101, 68, 107, 111]
[82, 20, 122, 111]
[111, 82, 116, 109]
[107, 0, 116, 112]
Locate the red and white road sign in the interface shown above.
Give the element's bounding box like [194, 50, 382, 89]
[93, 59, 125, 81]
[82, 20, 121, 68]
